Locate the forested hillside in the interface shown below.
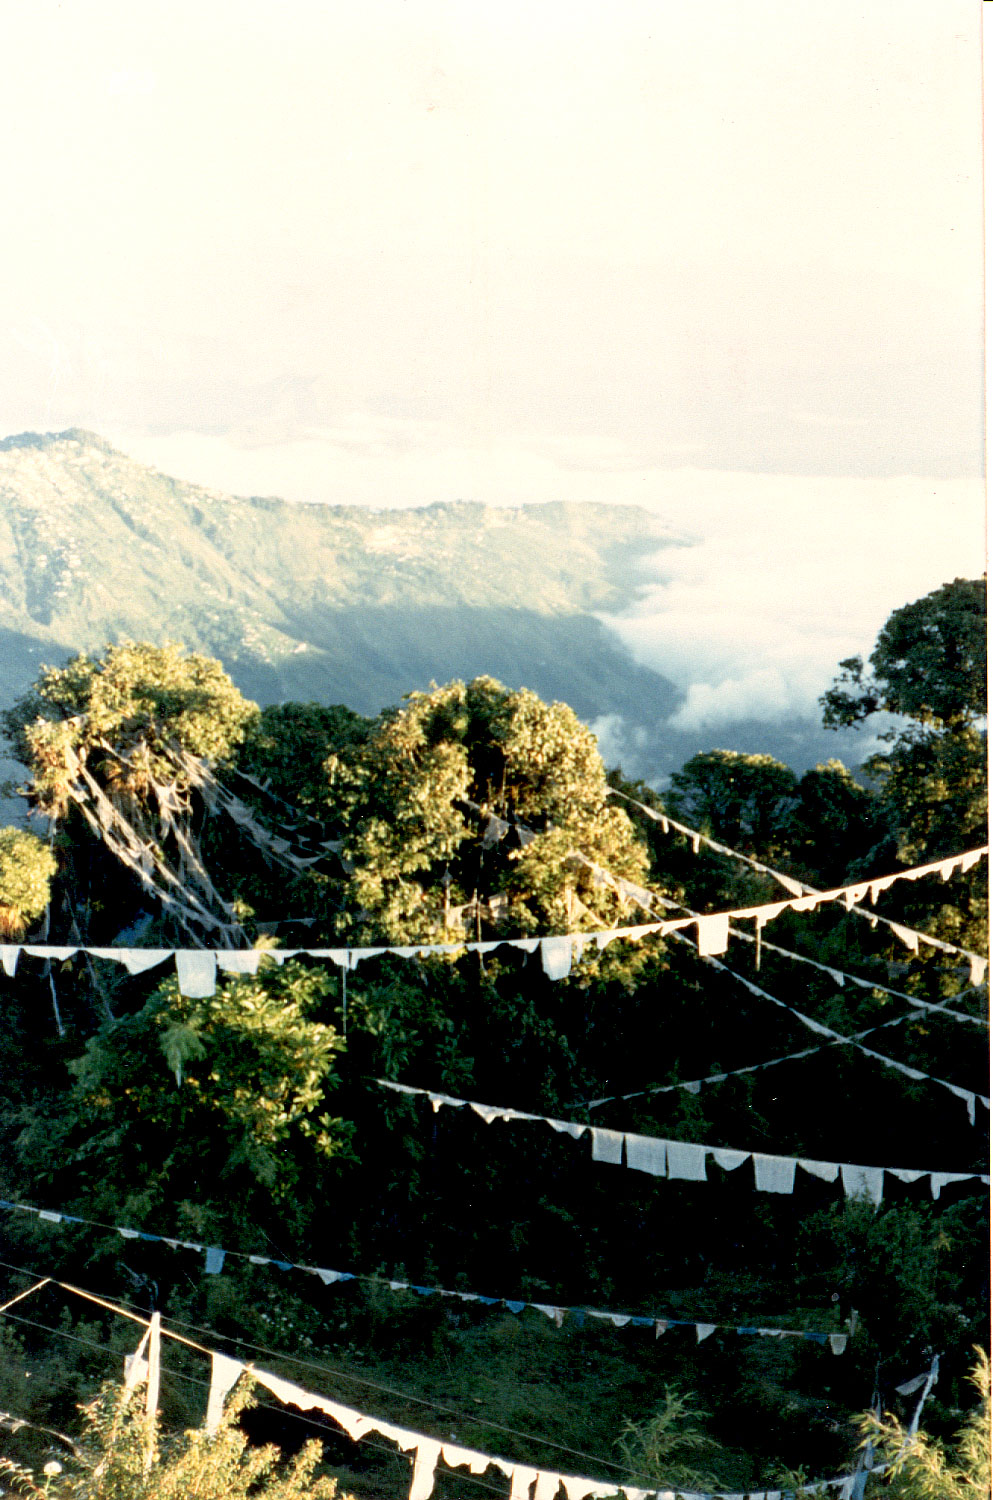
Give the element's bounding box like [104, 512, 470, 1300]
[0, 577, 987, 1499]
[0, 428, 681, 734]
[0, 430, 886, 785]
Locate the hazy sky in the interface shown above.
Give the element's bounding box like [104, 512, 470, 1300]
[1, 1, 986, 728]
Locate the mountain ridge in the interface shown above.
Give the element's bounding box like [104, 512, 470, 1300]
[0, 428, 685, 740]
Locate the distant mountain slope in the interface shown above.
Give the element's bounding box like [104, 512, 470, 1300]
[0, 428, 684, 731]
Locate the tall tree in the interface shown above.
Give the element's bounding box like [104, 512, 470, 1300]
[0, 826, 57, 937]
[326, 676, 652, 943]
[821, 577, 988, 946]
[1, 643, 260, 944]
[667, 749, 798, 860]
[821, 577, 986, 732]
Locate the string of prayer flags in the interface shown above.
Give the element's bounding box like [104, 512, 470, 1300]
[242, 1357, 865, 1500]
[377, 1080, 990, 1203]
[0, 1194, 846, 1348]
[608, 789, 989, 975]
[10, 1275, 873, 1500]
[581, 987, 987, 1112]
[676, 935, 990, 1124]
[726, 930, 987, 1027]
[0, 922, 690, 998]
[2, 845, 987, 1001]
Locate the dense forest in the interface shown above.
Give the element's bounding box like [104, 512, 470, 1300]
[0, 576, 987, 1500]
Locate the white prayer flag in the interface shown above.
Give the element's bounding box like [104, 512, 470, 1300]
[541, 936, 574, 980]
[174, 951, 217, 998]
[798, 1159, 840, 1183]
[118, 949, 173, 975]
[712, 1148, 750, 1171]
[509, 1466, 539, 1500]
[889, 924, 920, 954]
[409, 1438, 442, 1500]
[696, 914, 730, 956]
[753, 1154, 796, 1194]
[625, 1134, 667, 1176]
[840, 1163, 884, 1206]
[929, 1171, 972, 1200]
[123, 1326, 151, 1392]
[546, 1118, 587, 1139]
[441, 1442, 492, 1474]
[205, 1352, 244, 1434]
[666, 1140, 708, 1182]
[590, 1128, 625, 1165]
[216, 951, 262, 975]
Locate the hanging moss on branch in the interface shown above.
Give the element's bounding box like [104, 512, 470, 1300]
[1, 640, 259, 819]
[0, 643, 261, 943]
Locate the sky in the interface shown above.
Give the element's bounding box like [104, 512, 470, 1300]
[0, 0, 986, 731]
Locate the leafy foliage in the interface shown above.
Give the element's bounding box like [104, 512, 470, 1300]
[614, 1384, 721, 1489]
[0, 578, 987, 1495]
[0, 825, 57, 936]
[0, 1373, 348, 1499]
[2, 641, 258, 818]
[820, 578, 986, 731]
[820, 576, 988, 947]
[861, 1348, 990, 1499]
[326, 676, 651, 942]
[10, 961, 351, 1232]
[668, 750, 800, 860]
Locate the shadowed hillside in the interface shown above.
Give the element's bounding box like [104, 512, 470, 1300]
[0, 428, 682, 724]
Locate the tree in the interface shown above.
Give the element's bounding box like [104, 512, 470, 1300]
[789, 760, 887, 885]
[859, 1348, 990, 1499]
[325, 677, 652, 943]
[667, 750, 798, 860]
[0, 1372, 349, 1499]
[0, 827, 57, 937]
[1, 643, 261, 945]
[821, 580, 988, 876]
[2, 641, 259, 814]
[821, 578, 986, 732]
[236, 702, 371, 813]
[12, 959, 351, 1230]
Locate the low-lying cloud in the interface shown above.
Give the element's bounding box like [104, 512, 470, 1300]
[599, 470, 985, 731]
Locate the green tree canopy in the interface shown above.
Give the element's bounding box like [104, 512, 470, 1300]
[236, 701, 371, 812]
[667, 749, 799, 860]
[0, 826, 57, 937]
[327, 676, 651, 943]
[2, 641, 259, 817]
[12, 959, 350, 1229]
[1, 643, 261, 945]
[820, 578, 988, 944]
[820, 577, 986, 732]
